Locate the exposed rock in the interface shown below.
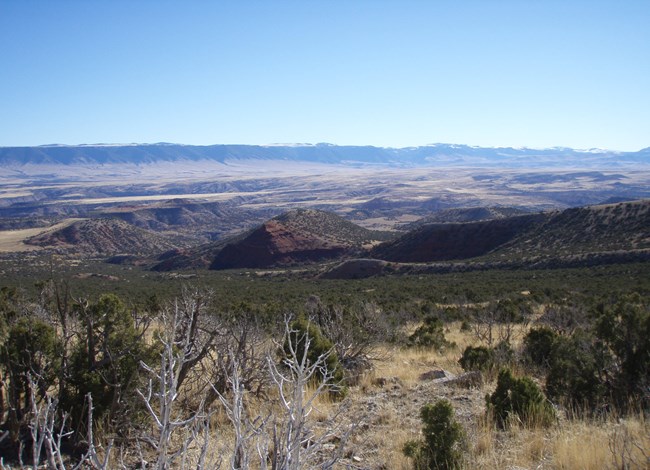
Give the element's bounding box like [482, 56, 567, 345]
[443, 371, 483, 389]
[419, 369, 454, 381]
[210, 209, 388, 270]
[371, 214, 546, 262]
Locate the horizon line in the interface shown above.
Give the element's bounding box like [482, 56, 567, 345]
[0, 142, 647, 153]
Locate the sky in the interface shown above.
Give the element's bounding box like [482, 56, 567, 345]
[1, 1, 649, 150]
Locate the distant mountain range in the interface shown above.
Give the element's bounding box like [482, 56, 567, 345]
[1, 143, 649, 168]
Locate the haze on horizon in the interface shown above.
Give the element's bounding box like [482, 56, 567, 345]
[1, 1, 649, 152]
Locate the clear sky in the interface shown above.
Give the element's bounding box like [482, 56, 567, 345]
[1, 1, 648, 150]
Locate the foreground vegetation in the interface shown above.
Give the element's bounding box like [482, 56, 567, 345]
[0, 259, 648, 468]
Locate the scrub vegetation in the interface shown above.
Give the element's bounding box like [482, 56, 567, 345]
[0, 258, 648, 469]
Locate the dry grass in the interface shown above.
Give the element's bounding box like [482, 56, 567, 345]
[101, 321, 649, 469]
[349, 325, 650, 470]
[466, 414, 649, 469]
[551, 415, 649, 470]
[367, 321, 477, 387]
[167, 321, 648, 470]
[370, 346, 442, 387]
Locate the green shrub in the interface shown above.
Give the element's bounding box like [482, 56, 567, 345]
[66, 294, 153, 430]
[408, 316, 454, 351]
[459, 346, 493, 372]
[403, 400, 465, 470]
[0, 286, 19, 338]
[544, 296, 649, 414]
[494, 297, 525, 323]
[3, 317, 61, 437]
[545, 331, 608, 411]
[523, 327, 558, 368]
[458, 341, 512, 375]
[487, 369, 555, 428]
[593, 296, 650, 410]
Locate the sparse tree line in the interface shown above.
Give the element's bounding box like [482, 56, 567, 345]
[0, 280, 648, 470]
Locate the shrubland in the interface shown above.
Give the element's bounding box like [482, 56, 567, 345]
[0, 261, 648, 468]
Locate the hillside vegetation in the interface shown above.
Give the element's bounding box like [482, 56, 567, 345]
[1, 144, 649, 469]
[492, 199, 650, 259]
[6, 200, 648, 277]
[103, 199, 280, 243]
[23, 218, 178, 256]
[401, 206, 531, 229]
[372, 199, 650, 264]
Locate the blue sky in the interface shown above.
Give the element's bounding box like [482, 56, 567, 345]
[1, 1, 648, 150]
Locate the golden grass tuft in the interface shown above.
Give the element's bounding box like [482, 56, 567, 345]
[551, 415, 649, 470]
[466, 412, 650, 470]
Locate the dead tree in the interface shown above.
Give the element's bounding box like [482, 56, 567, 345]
[312, 300, 389, 362]
[169, 287, 220, 392]
[205, 314, 270, 406]
[214, 349, 269, 470]
[136, 301, 216, 470]
[266, 317, 350, 470]
[3, 376, 112, 470]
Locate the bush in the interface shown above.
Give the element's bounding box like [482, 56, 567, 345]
[458, 341, 512, 376]
[593, 296, 649, 410]
[66, 294, 153, 430]
[544, 296, 649, 414]
[492, 340, 514, 366]
[545, 331, 608, 411]
[403, 400, 465, 470]
[408, 316, 454, 351]
[459, 345, 493, 372]
[3, 317, 61, 438]
[487, 369, 555, 428]
[523, 326, 558, 368]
